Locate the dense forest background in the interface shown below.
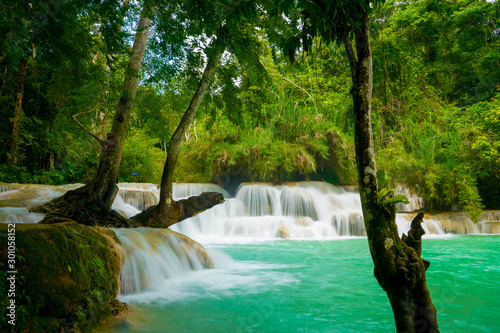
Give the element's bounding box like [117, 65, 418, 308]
[1, 0, 499, 219]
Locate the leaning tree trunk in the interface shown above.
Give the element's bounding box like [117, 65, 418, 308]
[90, 5, 153, 209]
[130, 30, 227, 228]
[9, 57, 27, 166]
[31, 6, 153, 227]
[343, 7, 439, 333]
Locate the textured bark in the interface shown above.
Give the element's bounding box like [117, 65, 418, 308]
[343, 6, 439, 333]
[31, 6, 153, 227]
[131, 30, 227, 227]
[159, 32, 225, 207]
[9, 57, 27, 166]
[91, 5, 153, 209]
[130, 192, 224, 228]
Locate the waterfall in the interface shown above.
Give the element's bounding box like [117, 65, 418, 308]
[114, 228, 214, 295]
[478, 211, 500, 233]
[171, 182, 365, 240]
[117, 183, 160, 211]
[172, 183, 231, 199]
[0, 184, 14, 193]
[394, 184, 425, 212]
[170, 182, 499, 240]
[0, 183, 81, 223]
[1, 182, 499, 238]
[115, 182, 231, 211]
[1, 181, 499, 298]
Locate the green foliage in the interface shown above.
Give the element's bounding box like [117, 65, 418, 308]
[175, 101, 356, 185]
[0, 0, 497, 220]
[377, 169, 410, 213]
[119, 130, 165, 183]
[377, 94, 500, 218]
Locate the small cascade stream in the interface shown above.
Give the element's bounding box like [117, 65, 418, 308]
[115, 228, 214, 295]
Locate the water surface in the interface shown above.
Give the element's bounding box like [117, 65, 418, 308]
[99, 236, 500, 332]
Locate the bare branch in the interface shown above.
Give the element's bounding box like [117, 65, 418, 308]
[71, 103, 104, 144]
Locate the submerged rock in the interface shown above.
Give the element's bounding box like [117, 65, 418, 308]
[0, 221, 127, 332]
[276, 225, 290, 238]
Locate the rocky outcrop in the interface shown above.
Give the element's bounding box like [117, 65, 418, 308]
[0, 222, 127, 332]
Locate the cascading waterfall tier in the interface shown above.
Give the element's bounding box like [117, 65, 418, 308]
[114, 228, 214, 295]
[116, 182, 231, 211]
[117, 183, 160, 211]
[171, 182, 365, 240]
[1, 182, 499, 238]
[0, 183, 82, 223]
[170, 182, 499, 240]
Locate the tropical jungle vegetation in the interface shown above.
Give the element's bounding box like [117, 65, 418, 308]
[2, 0, 498, 221]
[1, 0, 498, 218]
[1, 0, 499, 332]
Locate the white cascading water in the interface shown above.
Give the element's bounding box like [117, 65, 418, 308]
[0, 182, 224, 295]
[2, 182, 497, 237]
[115, 228, 213, 295]
[112, 181, 499, 241]
[116, 183, 160, 211]
[2, 181, 499, 296]
[0, 183, 81, 223]
[171, 182, 369, 241]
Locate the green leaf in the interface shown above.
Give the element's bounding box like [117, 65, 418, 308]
[382, 194, 410, 206]
[377, 187, 394, 205]
[377, 169, 388, 189]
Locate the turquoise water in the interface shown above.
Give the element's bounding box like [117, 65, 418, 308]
[99, 236, 500, 332]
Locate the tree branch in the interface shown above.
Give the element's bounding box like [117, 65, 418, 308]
[71, 103, 104, 144]
[342, 33, 357, 85]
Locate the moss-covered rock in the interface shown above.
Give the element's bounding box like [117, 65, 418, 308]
[0, 222, 127, 332]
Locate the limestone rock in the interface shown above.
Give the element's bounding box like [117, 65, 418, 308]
[0, 222, 127, 332]
[276, 225, 290, 238]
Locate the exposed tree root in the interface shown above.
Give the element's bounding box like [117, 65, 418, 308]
[30, 186, 224, 228]
[130, 192, 225, 228]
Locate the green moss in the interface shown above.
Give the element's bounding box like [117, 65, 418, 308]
[0, 222, 125, 332]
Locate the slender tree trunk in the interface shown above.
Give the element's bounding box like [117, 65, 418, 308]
[343, 7, 439, 333]
[131, 31, 226, 228]
[93, 5, 153, 209]
[9, 57, 27, 166]
[159, 36, 225, 206]
[31, 6, 153, 227]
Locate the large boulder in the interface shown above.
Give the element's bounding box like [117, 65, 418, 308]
[0, 222, 127, 332]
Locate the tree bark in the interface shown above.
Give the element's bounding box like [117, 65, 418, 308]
[9, 57, 27, 166]
[91, 5, 153, 209]
[130, 29, 227, 228]
[130, 192, 224, 228]
[343, 7, 439, 333]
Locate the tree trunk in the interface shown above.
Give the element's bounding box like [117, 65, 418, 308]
[343, 8, 439, 333]
[9, 57, 27, 166]
[130, 29, 227, 228]
[31, 5, 153, 227]
[91, 5, 153, 208]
